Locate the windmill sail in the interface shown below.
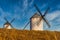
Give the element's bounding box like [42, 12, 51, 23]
[34, 4, 42, 17]
[43, 7, 50, 16]
[34, 4, 50, 27]
[3, 17, 15, 29]
[23, 21, 30, 30]
[38, 7, 50, 25]
[4, 17, 9, 22]
[10, 18, 15, 23]
[42, 17, 50, 28]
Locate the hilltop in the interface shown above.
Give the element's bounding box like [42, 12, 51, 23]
[0, 28, 60, 40]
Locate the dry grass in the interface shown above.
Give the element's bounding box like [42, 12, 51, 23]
[0, 28, 60, 40]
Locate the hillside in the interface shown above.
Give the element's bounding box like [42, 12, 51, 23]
[0, 28, 60, 40]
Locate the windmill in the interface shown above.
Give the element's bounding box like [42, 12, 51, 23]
[23, 4, 50, 30]
[3, 17, 15, 29]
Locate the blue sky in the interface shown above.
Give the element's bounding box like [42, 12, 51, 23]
[0, 0, 60, 31]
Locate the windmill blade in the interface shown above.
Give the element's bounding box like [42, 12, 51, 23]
[42, 17, 50, 28]
[34, 4, 43, 16]
[34, 4, 45, 25]
[10, 24, 14, 29]
[4, 17, 8, 22]
[34, 4, 50, 27]
[43, 7, 50, 17]
[36, 14, 50, 27]
[34, 4, 44, 24]
[10, 18, 15, 23]
[23, 21, 30, 30]
[37, 7, 50, 25]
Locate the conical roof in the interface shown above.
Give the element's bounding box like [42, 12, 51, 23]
[31, 12, 40, 18]
[3, 22, 14, 29]
[4, 22, 10, 25]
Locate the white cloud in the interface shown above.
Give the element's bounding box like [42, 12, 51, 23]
[23, 0, 28, 11]
[0, 8, 12, 22]
[13, 0, 34, 20]
[29, 0, 34, 6]
[44, 10, 60, 31]
[46, 10, 60, 21]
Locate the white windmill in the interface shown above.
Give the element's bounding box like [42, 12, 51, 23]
[3, 17, 15, 29]
[30, 13, 43, 30]
[23, 4, 50, 30]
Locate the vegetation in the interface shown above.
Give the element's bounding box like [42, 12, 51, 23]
[0, 28, 59, 40]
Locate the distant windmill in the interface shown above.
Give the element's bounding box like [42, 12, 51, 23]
[23, 4, 50, 30]
[3, 17, 15, 29]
